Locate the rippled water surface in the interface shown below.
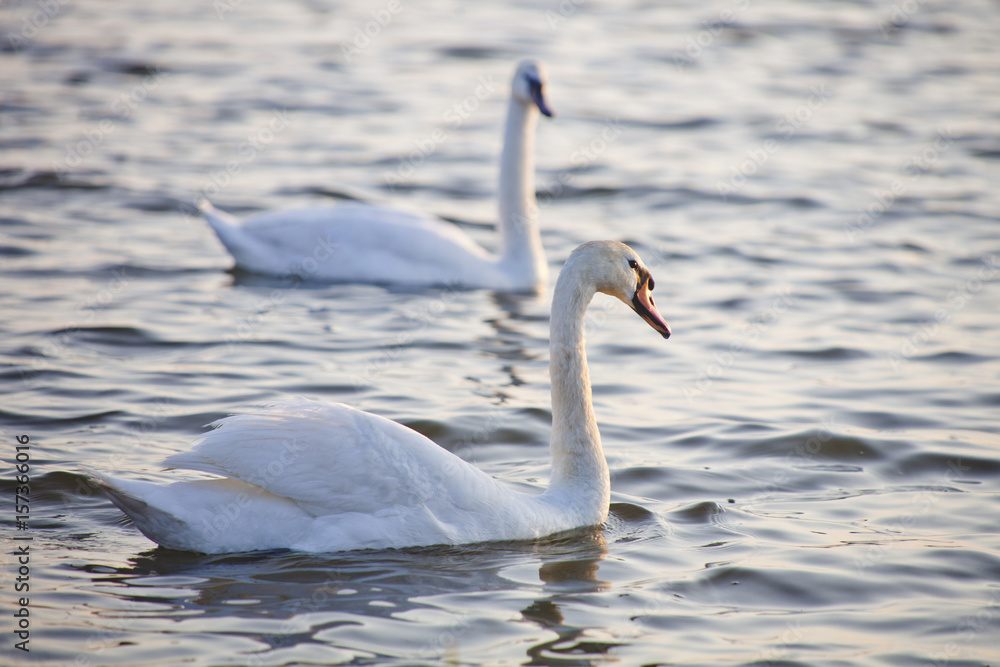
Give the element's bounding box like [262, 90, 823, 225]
[2, 0, 999, 665]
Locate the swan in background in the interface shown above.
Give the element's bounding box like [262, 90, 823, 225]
[88, 241, 671, 554]
[201, 59, 554, 291]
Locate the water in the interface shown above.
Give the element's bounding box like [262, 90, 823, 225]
[2, 0, 999, 664]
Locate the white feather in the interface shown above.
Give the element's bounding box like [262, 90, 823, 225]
[202, 60, 553, 291]
[89, 241, 671, 553]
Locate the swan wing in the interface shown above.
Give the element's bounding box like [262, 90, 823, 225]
[244, 203, 482, 254]
[211, 203, 506, 287]
[163, 398, 502, 519]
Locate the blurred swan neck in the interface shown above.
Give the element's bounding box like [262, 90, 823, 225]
[545, 269, 609, 510]
[497, 99, 547, 286]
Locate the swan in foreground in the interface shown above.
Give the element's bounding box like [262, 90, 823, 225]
[88, 241, 670, 553]
[201, 59, 554, 291]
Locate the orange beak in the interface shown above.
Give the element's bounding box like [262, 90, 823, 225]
[630, 278, 671, 339]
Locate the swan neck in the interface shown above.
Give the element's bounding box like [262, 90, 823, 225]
[546, 270, 609, 510]
[497, 99, 546, 287]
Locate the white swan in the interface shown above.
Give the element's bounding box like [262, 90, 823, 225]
[88, 241, 671, 553]
[201, 59, 554, 291]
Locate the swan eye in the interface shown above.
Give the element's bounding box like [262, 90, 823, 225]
[627, 259, 637, 269]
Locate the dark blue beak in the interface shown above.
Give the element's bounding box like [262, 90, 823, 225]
[528, 78, 554, 118]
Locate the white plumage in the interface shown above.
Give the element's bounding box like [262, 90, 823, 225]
[202, 59, 554, 291]
[90, 241, 671, 553]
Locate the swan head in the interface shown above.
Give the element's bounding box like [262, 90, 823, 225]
[568, 241, 672, 339]
[512, 59, 554, 118]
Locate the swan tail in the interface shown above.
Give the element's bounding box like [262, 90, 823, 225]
[84, 468, 194, 550]
[200, 201, 283, 274]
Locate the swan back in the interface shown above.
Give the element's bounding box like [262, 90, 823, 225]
[200, 59, 554, 291]
[163, 399, 497, 518]
[89, 241, 672, 554]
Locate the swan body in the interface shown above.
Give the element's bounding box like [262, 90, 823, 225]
[90, 241, 671, 553]
[203, 59, 554, 291]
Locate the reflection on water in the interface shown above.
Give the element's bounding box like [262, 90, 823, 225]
[71, 525, 615, 665]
